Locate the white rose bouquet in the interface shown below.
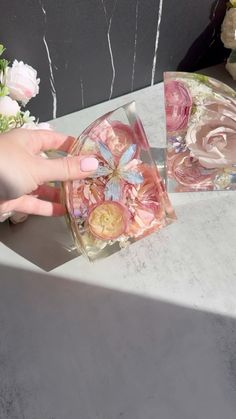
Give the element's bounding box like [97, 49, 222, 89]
[0, 43, 51, 223]
[221, 1, 236, 80]
[0, 43, 50, 132]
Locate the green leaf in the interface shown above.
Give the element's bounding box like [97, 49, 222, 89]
[193, 73, 209, 84]
[0, 44, 5, 57]
[0, 112, 25, 133]
[0, 58, 9, 72]
[0, 85, 9, 97]
[0, 115, 14, 133]
[228, 49, 236, 63]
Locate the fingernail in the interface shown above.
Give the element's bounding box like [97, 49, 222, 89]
[80, 157, 99, 172]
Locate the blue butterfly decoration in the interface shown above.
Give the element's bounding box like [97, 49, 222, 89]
[92, 141, 144, 200]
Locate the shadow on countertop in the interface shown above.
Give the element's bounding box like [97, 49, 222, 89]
[0, 215, 79, 271]
[0, 264, 236, 419]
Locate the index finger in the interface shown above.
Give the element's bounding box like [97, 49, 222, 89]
[26, 129, 77, 153]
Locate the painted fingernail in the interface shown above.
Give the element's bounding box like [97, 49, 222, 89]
[80, 157, 99, 172]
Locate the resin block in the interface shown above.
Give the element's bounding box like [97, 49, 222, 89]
[164, 71, 236, 192]
[62, 102, 176, 261]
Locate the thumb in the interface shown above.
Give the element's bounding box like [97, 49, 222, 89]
[35, 155, 99, 183]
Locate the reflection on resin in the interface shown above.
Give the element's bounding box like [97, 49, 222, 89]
[164, 72, 236, 192]
[62, 102, 176, 261]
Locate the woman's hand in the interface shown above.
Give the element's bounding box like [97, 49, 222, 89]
[0, 128, 98, 218]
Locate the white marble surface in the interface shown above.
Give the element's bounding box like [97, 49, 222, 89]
[1, 65, 236, 418]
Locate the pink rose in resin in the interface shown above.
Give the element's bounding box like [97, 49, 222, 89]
[106, 122, 134, 158]
[186, 103, 236, 169]
[167, 151, 216, 189]
[89, 119, 112, 142]
[90, 120, 134, 159]
[125, 165, 165, 237]
[164, 80, 192, 132]
[72, 178, 105, 217]
[135, 165, 161, 205]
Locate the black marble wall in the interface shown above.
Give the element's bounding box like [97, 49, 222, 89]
[0, 0, 227, 121]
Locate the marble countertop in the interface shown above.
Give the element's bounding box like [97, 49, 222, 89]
[1, 65, 236, 419]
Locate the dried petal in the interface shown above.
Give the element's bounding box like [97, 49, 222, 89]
[89, 201, 128, 240]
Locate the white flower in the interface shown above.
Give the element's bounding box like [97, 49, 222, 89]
[37, 122, 52, 130]
[0, 95, 20, 116]
[23, 110, 35, 123]
[6, 60, 40, 105]
[22, 121, 52, 130]
[181, 78, 213, 105]
[221, 8, 236, 49]
[226, 59, 236, 80]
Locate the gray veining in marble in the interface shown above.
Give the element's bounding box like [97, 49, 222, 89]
[151, 0, 164, 86]
[39, 0, 57, 119]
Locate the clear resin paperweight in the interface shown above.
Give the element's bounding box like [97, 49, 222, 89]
[62, 102, 176, 261]
[164, 71, 236, 192]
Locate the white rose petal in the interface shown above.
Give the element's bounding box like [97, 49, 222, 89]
[23, 110, 35, 123]
[221, 8, 236, 49]
[0, 95, 20, 116]
[22, 121, 38, 129]
[37, 122, 52, 130]
[6, 60, 40, 106]
[22, 121, 52, 130]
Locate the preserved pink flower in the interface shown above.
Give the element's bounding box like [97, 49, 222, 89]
[167, 151, 216, 189]
[83, 180, 105, 205]
[88, 201, 129, 240]
[125, 164, 165, 237]
[185, 102, 236, 169]
[72, 178, 105, 217]
[89, 119, 111, 142]
[89, 120, 134, 160]
[164, 80, 192, 132]
[106, 122, 134, 158]
[135, 164, 162, 205]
